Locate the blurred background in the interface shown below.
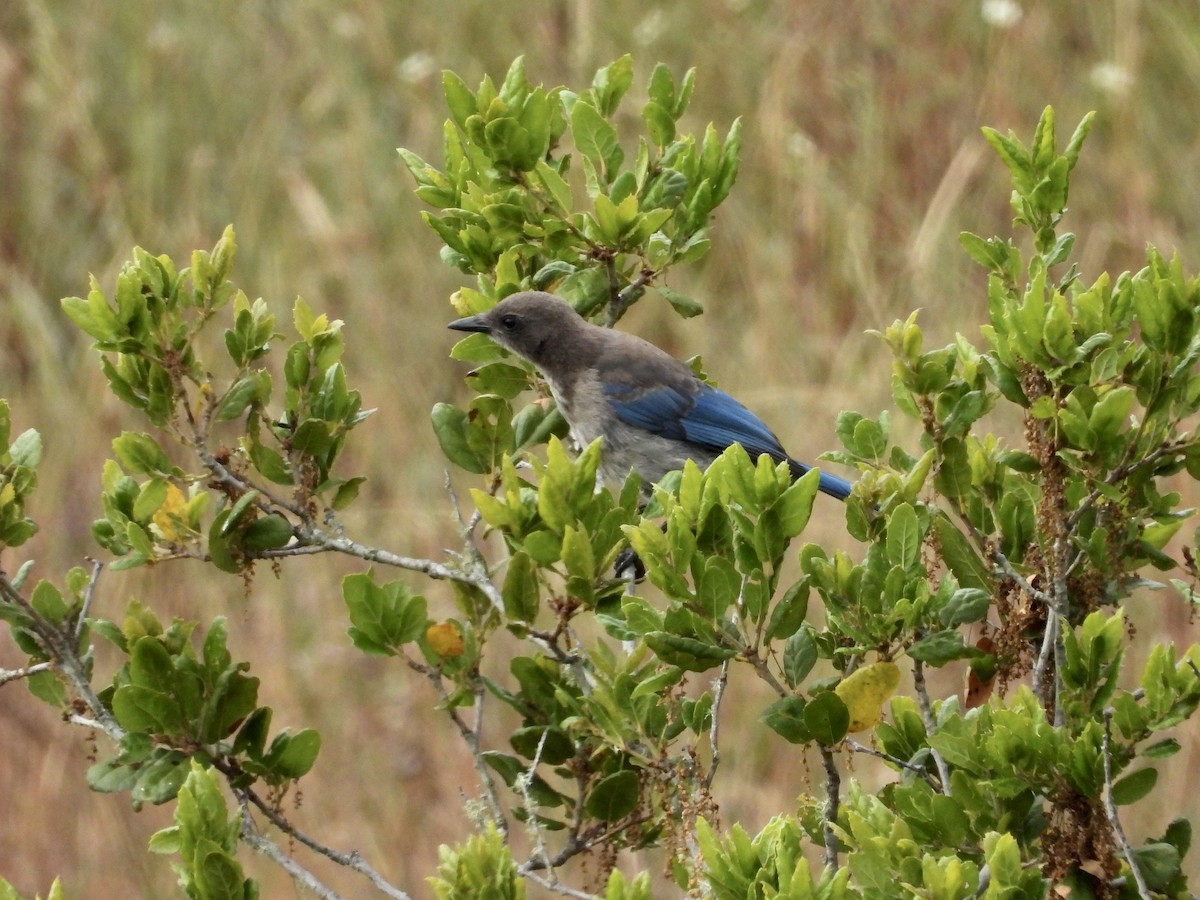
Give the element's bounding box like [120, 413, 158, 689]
[2, 0, 1200, 896]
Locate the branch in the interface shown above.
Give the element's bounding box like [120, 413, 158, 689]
[76, 559, 102, 642]
[605, 267, 656, 327]
[1101, 710, 1151, 899]
[265, 523, 507, 620]
[193, 444, 308, 520]
[720, 631, 788, 697]
[1065, 438, 1199, 532]
[234, 783, 411, 900]
[518, 869, 597, 900]
[0, 660, 52, 686]
[410, 658, 508, 836]
[237, 811, 355, 900]
[911, 659, 952, 796]
[1031, 610, 1059, 704]
[819, 744, 841, 869]
[703, 659, 730, 789]
[844, 739, 941, 790]
[990, 547, 1051, 606]
[519, 814, 654, 872]
[5, 562, 412, 899]
[0, 572, 123, 743]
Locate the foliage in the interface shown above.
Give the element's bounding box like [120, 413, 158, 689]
[2, 56, 1200, 900]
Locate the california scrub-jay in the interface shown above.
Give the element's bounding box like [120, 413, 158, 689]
[447, 291, 853, 501]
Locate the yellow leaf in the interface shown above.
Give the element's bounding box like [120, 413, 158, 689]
[152, 483, 191, 542]
[426, 622, 465, 658]
[835, 661, 901, 732]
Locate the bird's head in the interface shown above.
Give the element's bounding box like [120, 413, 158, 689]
[447, 291, 590, 370]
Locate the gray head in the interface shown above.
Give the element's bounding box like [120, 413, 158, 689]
[447, 291, 595, 371]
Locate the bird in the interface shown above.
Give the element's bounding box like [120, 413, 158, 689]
[447, 291, 853, 501]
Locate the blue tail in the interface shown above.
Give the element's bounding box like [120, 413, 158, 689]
[788, 459, 854, 500]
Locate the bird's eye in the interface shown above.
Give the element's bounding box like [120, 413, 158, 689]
[499, 314, 519, 330]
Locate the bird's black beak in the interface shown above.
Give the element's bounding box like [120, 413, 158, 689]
[447, 314, 491, 334]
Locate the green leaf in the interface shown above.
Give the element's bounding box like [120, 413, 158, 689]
[430, 402, 485, 473]
[592, 54, 634, 116]
[803, 691, 850, 745]
[27, 669, 67, 708]
[908, 631, 975, 666]
[761, 696, 810, 743]
[696, 556, 739, 619]
[886, 503, 921, 570]
[933, 513, 991, 592]
[765, 579, 809, 641]
[215, 377, 260, 422]
[782, 627, 818, 688]
[775, 468, 819, 538]
[510, 725, 574, 765]
[644, 632, 735, 672]
[87, 758, 142, 794]
[442, 69, 478, 128]
[1111, 767, 1157, 806]
[113, 432, 173, 476]
[533, 159, 574, 213]
[1131, 843, 1181, 892]
[642, 100, 675, 147]
[570, 101, 620, 181]
[8, 429, 42, 468]
[938, 588, 991, 628]
[331, 476, 366, 511]
[342, 572, 428, 656]
[270, 729, 322, 780]
[133, 477, 169, 522]
[585, 770, 639, 822]
[240, 514, 293, 551]
[30, 579, 68, 624]
[502, 551, 540, 622]
[193, 841, 247, 899]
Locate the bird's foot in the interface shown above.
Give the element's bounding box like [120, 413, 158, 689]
[613, 545, 646, 582]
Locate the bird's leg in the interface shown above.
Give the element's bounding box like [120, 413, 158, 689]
[613, 542, 648, 581]
[612, 512, 665, 582]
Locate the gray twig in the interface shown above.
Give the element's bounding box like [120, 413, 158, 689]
[0, 660, 52, 686]
[233, 782, 410, 899]
[238, 812, 354, 900]
[704, 659, 730, 789]
[820, 744, 841, 869]
[911, 659, 952, 796]
[1101, 710, 1151, 899]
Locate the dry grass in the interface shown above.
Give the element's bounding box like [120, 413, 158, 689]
[3, 0, 1200, 895]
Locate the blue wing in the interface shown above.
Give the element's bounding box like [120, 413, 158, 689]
[603, 379, 853, 499]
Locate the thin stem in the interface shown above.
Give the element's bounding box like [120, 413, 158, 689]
[605, 267, 656, 327]
[193, 444, 308, 520]
[519, 728, 554, 870]
[820, 744, 841, 869]
[1032, 610, 1058, 702]
[234, 784, 410, 900]
[265, 526, 507, 619]
[76, 559, 102, 642]
[1101, 711, 1151, 899]
[990, 547, 1051, 606]
[720, 631, 788, 697]
[0, 661, 52, 686]
[519, 870, 596, 900]
[413, 659, 508, 836]
[0, 574, 123, 742]
[911, 659, 952, 796]
[845, 739, 941, 790]
[704, 660, 730, 789]
[237, 812, 354, 900]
